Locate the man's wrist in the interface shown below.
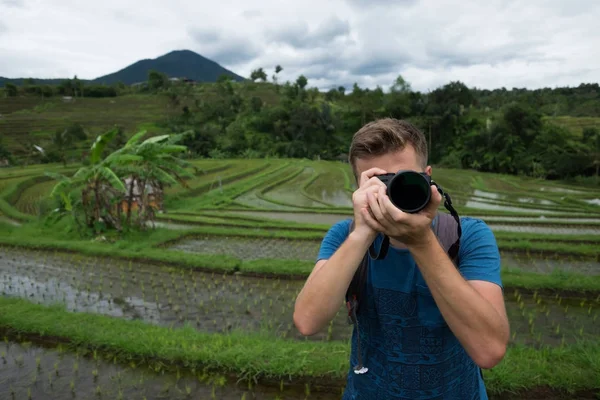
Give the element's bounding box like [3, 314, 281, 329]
[406, 228, 438, 254]
[349, 227, 377, 246]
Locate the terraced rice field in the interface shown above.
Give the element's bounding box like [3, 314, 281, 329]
[0, 95, 174, 160]
[0, 338, 338, 400]
[1, 159, 600, 398]
[1, 247, 599, 347]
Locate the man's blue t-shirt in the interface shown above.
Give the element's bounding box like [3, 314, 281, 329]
[316, 216, 502, 400]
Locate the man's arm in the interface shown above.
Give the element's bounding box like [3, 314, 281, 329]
[293, 229, 375, 336]
[294, 169, 387, 337]
[409, 229, 509, 369]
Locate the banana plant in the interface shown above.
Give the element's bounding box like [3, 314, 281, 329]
[46, 127, 130, 231]
[46, 127, 194, 232]
[106, 129, 195, 228]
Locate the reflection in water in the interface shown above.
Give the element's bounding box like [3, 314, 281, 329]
[226, 210, 350, 226]
[0, 340, 341, 400]
[234, 188, 303, 210]
[489, 224, 600, 235]
[0, 274, 161, 322]
[474, 189, 557, 206]
[264, 167, 328, 208]
[539, 187, 585, 194]
[225, 210, 599, 235]
[474, 189, 504, 199]
[471, 216, 600, 223]
[171, 237, 320, 261]
[517, 197, 555, 205]
[0, 247, 351, 342]
[465, 200, 561, 214]
[1, 247, 599, 347]
[319, 189, 353, 207]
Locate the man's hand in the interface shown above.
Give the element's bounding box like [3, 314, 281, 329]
[351, 167, 389, 240]
[362, 184, 442, 246]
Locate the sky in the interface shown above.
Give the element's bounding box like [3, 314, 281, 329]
[0, 0, 598, 92]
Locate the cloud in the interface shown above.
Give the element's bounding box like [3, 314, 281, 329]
[0, 0, 25, 7]
[188, 27, 260, 65]
[345, 0, 417, 7]
[266, 16, 351, 49]
[0, 0, 598, 92]
[241, 9, 261, 18]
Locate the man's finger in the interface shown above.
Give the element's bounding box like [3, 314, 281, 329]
[367, 191, 389, 228]
[362, 207, 386, 232]
[361, 176, 388, 191]
[359, 168, 388, 187]
[380, 190, 407, 223]
[376, 185, 396, 226]
[358, 183, 386, 201]
[421, 185, 442, 216]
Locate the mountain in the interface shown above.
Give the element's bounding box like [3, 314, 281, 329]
[93, 50, 246, 85]
[0, 50, 246, 86]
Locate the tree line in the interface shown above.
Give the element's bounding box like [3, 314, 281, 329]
[2, 70, 599, 183]
[2, 76, 123, 98]
[162, 72, 599, 184]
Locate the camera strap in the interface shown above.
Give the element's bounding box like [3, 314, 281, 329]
[368, 181, 461, 261]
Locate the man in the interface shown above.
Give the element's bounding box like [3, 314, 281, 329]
[293, 118, 509, 399]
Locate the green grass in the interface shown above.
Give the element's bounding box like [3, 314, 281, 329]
[14, 178, 57, 215]
[0, 297, 349, 383]
[501, 268, 600, 293]
[0, 296, 598, 395]
[1, 222, 599, 291]
[2, 159, 599, 220]
[161, 211, 600, 245]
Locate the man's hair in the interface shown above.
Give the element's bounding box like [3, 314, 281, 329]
[348, 118, 428, 178]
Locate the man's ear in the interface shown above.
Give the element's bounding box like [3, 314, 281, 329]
[424, 165, 432, 176]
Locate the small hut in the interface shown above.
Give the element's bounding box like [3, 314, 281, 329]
[120, 177, 163, 213]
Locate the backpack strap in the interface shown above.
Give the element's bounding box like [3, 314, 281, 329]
[346, 220, 368, 312]
[345, 220, 371, 374]
[432, 181, 462, 262]
[433, 212, 461, 266]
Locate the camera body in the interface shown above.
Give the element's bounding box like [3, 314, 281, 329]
[376, 170, 432, 213]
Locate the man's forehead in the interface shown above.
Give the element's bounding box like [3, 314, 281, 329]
[355, 150, 419, 169]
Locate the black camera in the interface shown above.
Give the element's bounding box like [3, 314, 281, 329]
[376, 170, 433, 213]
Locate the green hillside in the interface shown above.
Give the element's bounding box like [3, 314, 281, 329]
[0, 94, 175, 161]
[1, 76, 599, 185]
[545, 116, 600, 136]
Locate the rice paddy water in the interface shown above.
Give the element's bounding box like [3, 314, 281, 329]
[1, 159, 599, 398]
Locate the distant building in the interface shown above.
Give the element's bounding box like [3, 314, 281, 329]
[168, 77, 196, 85]
[119, 177, 163, 212]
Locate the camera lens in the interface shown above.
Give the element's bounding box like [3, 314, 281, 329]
[388, 171, 431, 213]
